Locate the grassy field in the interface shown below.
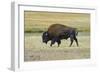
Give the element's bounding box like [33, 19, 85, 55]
[24, 33, 90, 61]
[24, 11, 90, 61]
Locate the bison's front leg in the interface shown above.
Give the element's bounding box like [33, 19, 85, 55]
[50, 37, 61, 47]
[50, 38, 56, 47]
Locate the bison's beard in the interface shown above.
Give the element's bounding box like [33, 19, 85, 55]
[43, 40, 48, 44]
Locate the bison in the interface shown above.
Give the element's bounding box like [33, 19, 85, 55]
[42, 24, 79, 47]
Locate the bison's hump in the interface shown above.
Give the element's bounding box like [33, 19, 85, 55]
[47, 24, 72, 37]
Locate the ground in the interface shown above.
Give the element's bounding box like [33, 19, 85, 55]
[24, 33, 90, 61]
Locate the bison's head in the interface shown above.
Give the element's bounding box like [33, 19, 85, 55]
[42, 31, 50, 44]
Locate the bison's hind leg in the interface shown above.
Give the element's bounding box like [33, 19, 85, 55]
[69, 35, 74, 47]
[57, 39, 61, 47]
[74, 37, 79, 46]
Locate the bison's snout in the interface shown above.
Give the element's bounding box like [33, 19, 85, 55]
[43, 40, 47, 44]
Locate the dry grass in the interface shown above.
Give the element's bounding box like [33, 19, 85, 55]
[24, 33, 90, 61]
